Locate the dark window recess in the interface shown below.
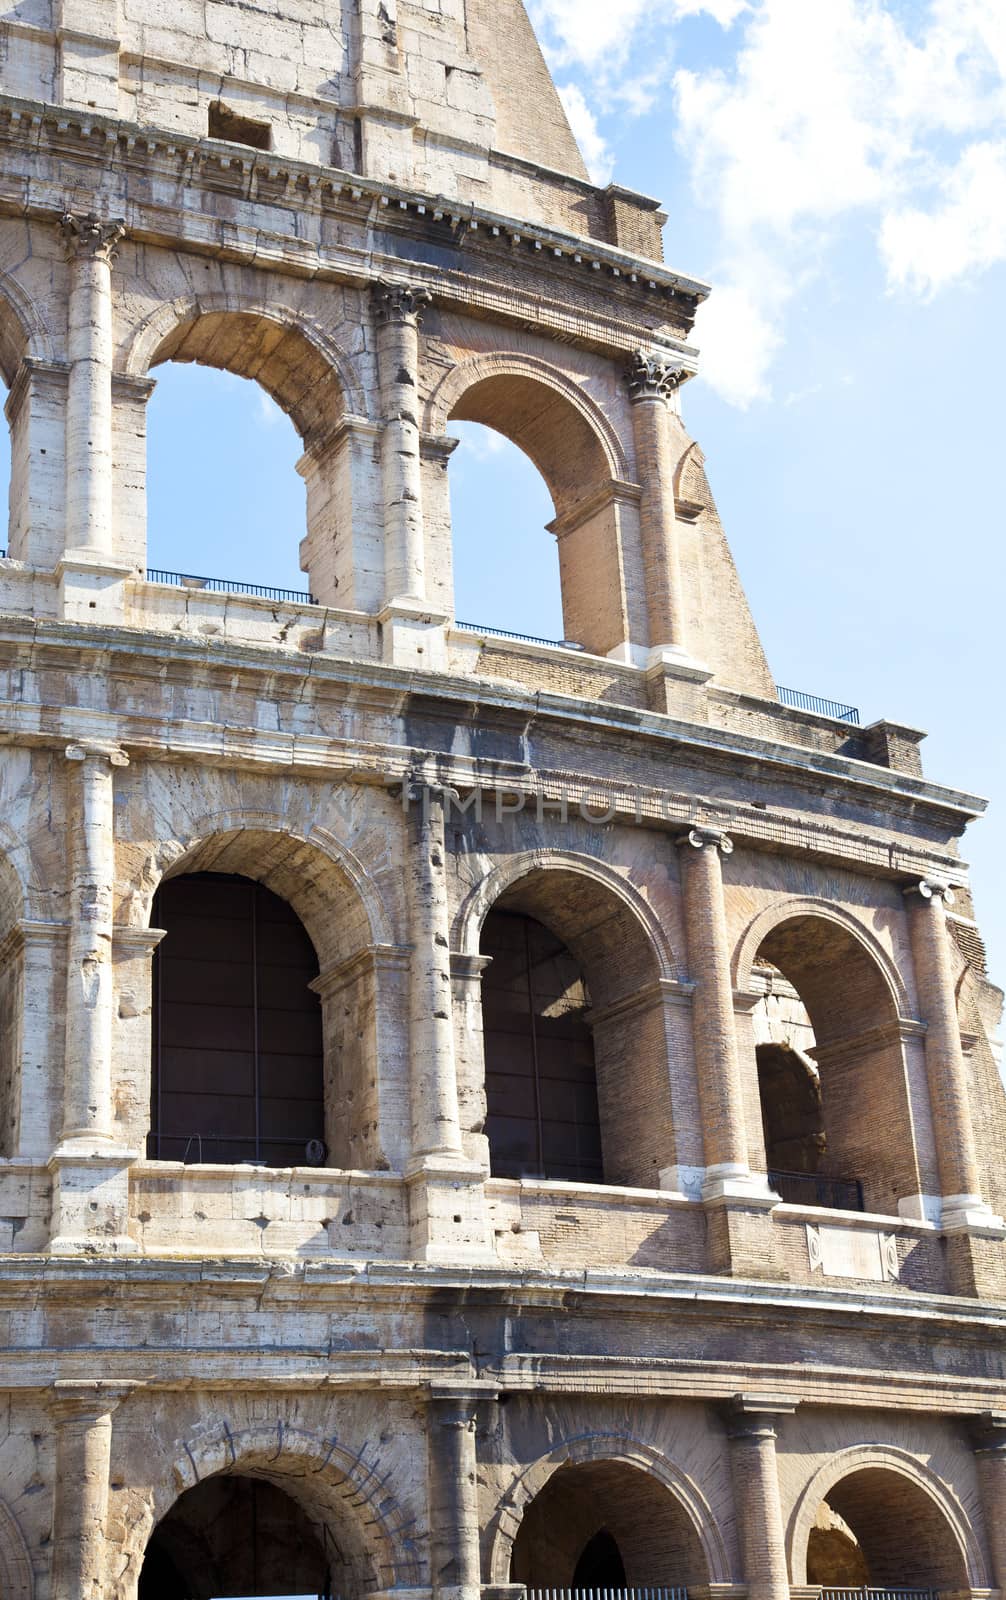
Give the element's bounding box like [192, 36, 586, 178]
[481, 909, 604, 1184]
[208, 101, 272, 151]
[573, 1531, 627, 1590]
[149, 872, 325, 1167]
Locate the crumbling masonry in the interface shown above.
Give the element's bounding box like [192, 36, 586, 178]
[0, 1, 1004, 1596]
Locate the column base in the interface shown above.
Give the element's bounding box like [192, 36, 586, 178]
[704, 1174, 786, 1279]
[405, 1156, 495, 1265]
[47, 1141, 139, 1255]
[57, 551, 134, 624]
[644, 649, 713, 718]
[941, 1194, 1005, 1232]
[379, 600, 450, 670]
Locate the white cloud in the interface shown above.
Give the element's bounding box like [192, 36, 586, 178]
[557, 83, 614, 183]
[881, 139, 1006, 294]
[256, 388, 284, 429]
[533, 0, 1006, 405]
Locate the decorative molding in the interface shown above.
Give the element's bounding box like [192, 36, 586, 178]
[625, 350, 688, 402]
[59, 211, 126, 264]
[372, 280, 433, 325]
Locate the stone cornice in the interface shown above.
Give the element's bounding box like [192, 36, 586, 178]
[0, 619, 983, 880]
[0, 94, 707, 358]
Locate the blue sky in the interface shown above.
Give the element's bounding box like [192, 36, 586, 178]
[5, 0, 1003, 986]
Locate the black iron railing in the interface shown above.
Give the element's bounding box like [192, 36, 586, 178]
[778, 684, 860, 723]
[769, 1169, 865, 1212]
[821, 1591, 937, 1600]
[456, 619, 586, 651]
[528, 1590, 687, 1600]
[146, 567, 317, 606]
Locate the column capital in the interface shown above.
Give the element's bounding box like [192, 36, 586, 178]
[625, 350, 688, 402]
[49, 1379, 138, 1424]
[677, 824, 734, 855]
[59, 212, 126, 265]
[373, 279, 433, 326]
[65, 740, 129, 768]
[904, 876, 956, 906]
[724, 1392, 797, 1440]
[969, 1411, 1006, 1453]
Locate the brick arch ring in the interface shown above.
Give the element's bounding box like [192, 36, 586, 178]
[0, 1498, 34, 1600]
[454, 848, 681, 983]
[424, 351, 631, 483]
[786, 1442, 986, 1586]
[487, 1432, 731, 1584]
[732, 895, 915, 1020]
[119, 292, 368, 420]
[127, 1420, 423, 1591]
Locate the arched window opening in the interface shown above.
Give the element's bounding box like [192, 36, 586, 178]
[446, 372, 630, 657]
[481, 909, 602, 1184]
[510, 1461, 710, 1591]
[146, 363, 307, 595]
[804, 1469, 970, 1589]
[149, 872, 324, 1168]
[574, 1530, 627, 1588]
[448, 422, 563, 642]
[139, 1476, 337, 1600]
[0, 853, 22, 1159]
[476, 867, 670, 1190]
[749, 917, 915, 1216]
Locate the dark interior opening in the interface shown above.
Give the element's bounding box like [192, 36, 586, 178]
[208, 101, 272, 151]
[149, 872, 324, 1167]
[481, 909, 603, 1184]
[139, 1476, 332, 1600]
[574, 1530, 627, 1588]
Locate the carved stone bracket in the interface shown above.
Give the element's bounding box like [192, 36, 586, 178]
[59, 212, 127, 264]
[372, 279, 433, 325]
[625, 350, 688, 402]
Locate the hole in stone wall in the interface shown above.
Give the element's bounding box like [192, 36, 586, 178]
[208, 101, 272, 151]
[146, 364, 307, 594]
[448, 421, 563, 641]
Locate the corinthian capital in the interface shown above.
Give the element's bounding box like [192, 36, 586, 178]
[60, 212, 127, 264]
[625, 350, 688, 402]
[372, 280, 433, 326]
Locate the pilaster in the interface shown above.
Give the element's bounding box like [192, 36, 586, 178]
[406, 781, 492, 1264]
[59, 211, 131, 623]
[724, 1395, 795, 1600]
[50, 740, 138, 1255]
[904, 878, 1004, 1296]
[427, 1387, 489, 1600]
[49, 1380, 135, 1600]
[970, 1413, 1006, 1589]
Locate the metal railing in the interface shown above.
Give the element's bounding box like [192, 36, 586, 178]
[456, 619, 586, 651]
[528, 1590, 686, 1600]
[769, 1169, 865, 1212]
[821, 1591, 937, 1600]
[778, 684, 860, 723]
[146, 567, 317, 606]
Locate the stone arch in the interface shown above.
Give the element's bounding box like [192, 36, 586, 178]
[456, 848, 678, 985]
[734, 896, 913, 1019]
[734, 897, 921, 1213]
[489, 1433, 730, 1586]
[0, 1497, 34, 1600]
[134, 813, 402, 1171]
[123, 1418, 422, 1598]
[427, 353, 640, 655]
[0, 265, 55, 385]
[458, 851, 683, 1188]
[133, 809, 394, 959]
[122, 293, 365, 441]
[788, 1444, 985, 1587]
[426, 352, 630, 496]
